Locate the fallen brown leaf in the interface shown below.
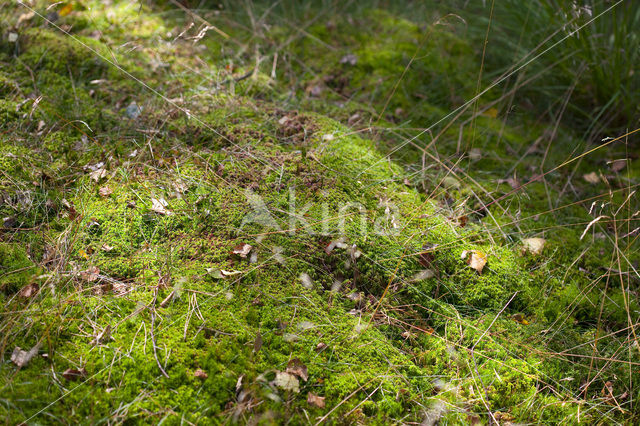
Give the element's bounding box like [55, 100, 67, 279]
[94, 325, 111, 345]
[610, 159, 627, 173]
[62, 367, 87, 381]
[286, 358, 308, 382]
[89, 168, 107, 183]
[254, 332, 263, 353]
[98, 186, 112, 197]
[194, 368, 208, 380]
[11, 343, 40, 368]
[232, 243, 252, 258]
[18, 282, 39, 299]
[307, 392, 326, 408]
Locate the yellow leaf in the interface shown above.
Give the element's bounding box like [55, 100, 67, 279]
[513, 313, 530, 325]
[78, 248, 88, 259]
[461, 250, 487, 274]
[59, 3, 73, 17]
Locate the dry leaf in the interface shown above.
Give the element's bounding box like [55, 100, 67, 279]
[151, 198, 172, 215]
[80, 266, 100, 282]
[275, 371, 300, 393]
[412, 269, 435, 281]
[17, 11, 35, 26]
[11, 344, 40, 368]
[418, 243, 437, 268]
[101, 244, 113, 252]
[286, 358, 308, 382]
[583, 172, 600, 184]
[339, 54, 358, 65]
[62, 367, 87, 381]
[610, 159, 627, 173]
[89, 168, 107, 183]
[194, 368, 208, 380]
[98, 186, 112, 197]
[206, 268, 242, 279]
[461, 250, 487, 274]
[254, 332, 263, 353]
[3, 216, 17, 228]
[299, 272, 313, 290]
[601, 381, 614, 401]
[315, 342, 328, 352]
[174, 180, 188, 193]
[18, 282, 39, 299]
[278, 116, 291, 125]
[522, 238, 545, 255]
[307, 392, 326, 408]
[59, 3, 73, 16]
[232, 243, 252, 258]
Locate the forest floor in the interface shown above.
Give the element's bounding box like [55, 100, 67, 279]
[1, 1, 639, 424]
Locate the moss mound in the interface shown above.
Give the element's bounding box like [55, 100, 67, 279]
[0, 1, 638, 424]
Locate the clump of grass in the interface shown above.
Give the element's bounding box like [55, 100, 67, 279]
[461, 0, 640, 138]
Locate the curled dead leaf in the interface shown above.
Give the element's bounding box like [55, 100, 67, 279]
[307, 392, 326, 408]
[412, 269, 435, 281]
[89, 168, 107, 183]
[206, 268, 242, 279]
[94, 325, 111, 345]
[232, 243, 252, 258]
[151, 198, 172, 215]
[286, 358, 308, 382]
[522, 238, 545, 256]
[98, 186, 112, 197]
[315, 342, 328, 352]
[253, 332, 263, 353]
[62, 367, 87, 381]
[461, 250, 487, 274]
[18, 282, 39, 299]
[194, 368, 208, 380]
[610, 159, 627, 173]
[11, 343, 40, 368]
[468, 148, 482, 161]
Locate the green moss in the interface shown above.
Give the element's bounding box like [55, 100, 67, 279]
[0, 243, 39, 294]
